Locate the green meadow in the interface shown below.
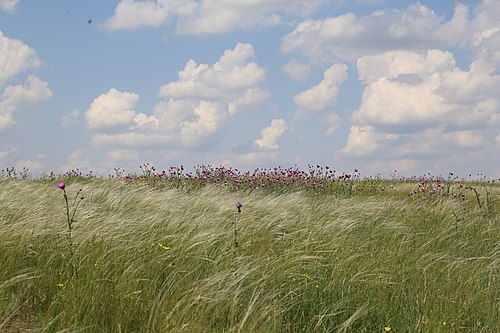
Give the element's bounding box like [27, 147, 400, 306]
[0, 176, 498, 332]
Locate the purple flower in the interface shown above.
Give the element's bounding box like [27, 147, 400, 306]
[236, 201, 243, 213]
[57, 182, 65, 190]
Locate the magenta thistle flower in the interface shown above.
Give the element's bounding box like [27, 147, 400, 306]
[236, 201, 243, 213]
[57, 182, 66, 190]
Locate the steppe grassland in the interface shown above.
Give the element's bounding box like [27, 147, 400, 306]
[0, 176, 498, 332]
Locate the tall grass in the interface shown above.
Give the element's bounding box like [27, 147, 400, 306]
[0, 176, 498, 332]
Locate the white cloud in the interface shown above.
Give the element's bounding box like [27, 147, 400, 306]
[281, 2, 469, 62]
[0, 31, 41, 85]
[343, 47, 500, 160]
[90, 43, 268, 151]
[179, 100, 225, 147]
[0, 0, 19, 12]
[228, 88, 270, 116]
[0, 33, 50, 131]
[293, 63, 348, 113]
[254, 118, 288, 150]
[341, 125, 398, 157]
[2, 75, 52, 105]
[352, 49, 500, 129]
[85, 88, 139, 130]
[282, 58, 311, 81]
[324, 113, 341, 136]
[103, 0, 197, 31]
[59, 149, 90, 173]
[0, 112, 13, 130]
[0, 75, 52, 131]
[356, 49, 455, 84]
[342, 125, 491, 160]
[104, 0, 326, 33]
[60, 109, 80, 127]
[176, 0, 328, 34]
[133, 112, 159, 129]
[158, 43, 266, 100]
[397, 129, 488, 156]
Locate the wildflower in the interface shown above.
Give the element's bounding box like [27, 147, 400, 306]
[57, 182, 65, 190]
[236, 201, 243, 213]
[56, 283, 64, 288]
[384, 324, 392, 332]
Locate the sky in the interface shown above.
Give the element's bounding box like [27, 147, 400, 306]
[1, 0, 499, 178]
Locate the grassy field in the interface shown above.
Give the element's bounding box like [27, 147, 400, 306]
[0, 173, 499, 332]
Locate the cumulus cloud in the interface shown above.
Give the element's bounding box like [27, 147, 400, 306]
[60, 109, 80, 127]
[342, 125, 398, 157]
[0, 33, 51, 131]
[282, 58, 311, 81]
[281, 2, 469, 62]
[103, 0, 196, 31]
[293, 63, 348, 113]
[228, 88, 270, 116]
[343, 48, 500, 159]
[85, 88, 139, 129]
[342, 125, 490, 158]
[158, 43, 266, 99]
[0, 31, 41, 85]
[59, 149, 91, 173]
[89, 43, 268, 151]
[0, 75, 52, 131]
[352, 49, 500, 129]
[104, 0, 327, 33]
[0, 0, 19, 12]
[254, 118, 288, 150]
[324, 113, 341, 136]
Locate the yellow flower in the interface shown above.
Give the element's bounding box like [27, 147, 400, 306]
[384, 324, 392, 332]
[314, 285, 319, 288]
[157, 243, 170, 250]
[56, 283, 64, 288]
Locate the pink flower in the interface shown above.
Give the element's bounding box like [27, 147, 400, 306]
[236, 201, 243, 213]
[57, 182, 65, 190]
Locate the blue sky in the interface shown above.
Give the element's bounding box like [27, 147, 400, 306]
[1, 0, 499, 178]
